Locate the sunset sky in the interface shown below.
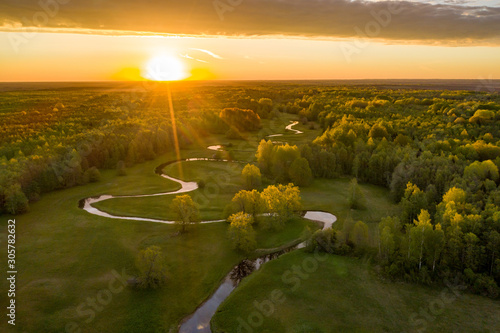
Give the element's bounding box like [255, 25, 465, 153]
[1, 0, 500, 81]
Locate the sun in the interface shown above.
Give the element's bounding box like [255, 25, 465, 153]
[142, 54, 188, 81]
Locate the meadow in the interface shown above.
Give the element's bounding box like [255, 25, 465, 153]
[212, 251, 500, 333]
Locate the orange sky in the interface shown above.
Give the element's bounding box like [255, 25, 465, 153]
[1, 0, 500, 81]
[1, 32, 499, 82]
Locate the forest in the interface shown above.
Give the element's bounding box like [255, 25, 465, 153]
[1, 81, 500, 332]
[291, 87, 500, 298]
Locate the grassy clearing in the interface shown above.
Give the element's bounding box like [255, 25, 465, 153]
[301, 177, 400, 243]
[94, 160, 245, 221]
[212, 251, 500, 333]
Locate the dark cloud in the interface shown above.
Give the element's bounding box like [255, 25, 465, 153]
[1, 0, 500, 44]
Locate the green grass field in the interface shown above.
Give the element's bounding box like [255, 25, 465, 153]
[93, 160, 245, 221]
[301, 178, 400, 224]
[212, 251, 500, 333]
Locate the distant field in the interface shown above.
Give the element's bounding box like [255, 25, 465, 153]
[1, 79, 499, 92]
[212, 251, 500, 333]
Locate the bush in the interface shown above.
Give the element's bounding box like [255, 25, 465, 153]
[308, 229, 336, 253]
[473, 274, 499, 298]
[4, 184, 29, 215]
[85, 166, 101, 182]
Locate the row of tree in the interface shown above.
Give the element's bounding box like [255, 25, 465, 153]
[256, 140, 313, 186]
[227, 183, 302, 251]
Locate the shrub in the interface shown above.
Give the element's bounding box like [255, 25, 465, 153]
[85, 166, 101, 182]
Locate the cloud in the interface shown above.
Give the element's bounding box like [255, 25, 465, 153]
[180, 53, 209, 63]
[180, 53, 194, 60]
[1, 0, 500, 45]
[189, 48, 223, 59]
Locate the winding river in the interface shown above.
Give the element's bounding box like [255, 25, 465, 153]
[78, 120, 336, 333]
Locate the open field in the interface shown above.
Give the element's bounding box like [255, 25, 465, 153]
[301, 178, 400, 224]
[212, 251, 500, 333]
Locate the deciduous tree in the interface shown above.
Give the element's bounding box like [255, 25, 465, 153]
[136, 246, 168, 289]
[242, 164, 262, 190]
[171, 194, 199, 232]
[227, 212, 256, 252]
[289, 157, 313, 187]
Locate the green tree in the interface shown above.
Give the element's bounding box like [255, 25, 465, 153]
[464, 232, 481, 272]
[231, 189, 263, 219]
[256, 139, 274, 174]
[4, 183, 29, 215]
[220, 108, 261, 131]
[410, 209, 433, 271]
[425, 223, 445, 272]
[258, 98, 273, 116]
[227, 212, 256, 252]
[442, 187, 467, 205]
[469, 109, 495, 124]
[350, 221, 370, 248]
[261, 183, 301, 230]
[369, 123, 389, 140]
[487, 230, 500, 275]
[380, 226, 395, 260]
[85, 166, 101, 182]
[136, 246, 168, 289]
[401, 182, 427, 223]
[309, 228, 336, 253]
[445, 217, 465, 270]
[271, 144, 300, 182]
[289, 157, 313, 187]
[242, 164, 262, 190]
[464, 160, 499, 182]
[171, 194, 199, 232]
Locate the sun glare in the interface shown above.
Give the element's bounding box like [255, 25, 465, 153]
[142, 54, 188, 81]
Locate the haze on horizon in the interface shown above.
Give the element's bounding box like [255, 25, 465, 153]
[1, 0, 500, 82]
